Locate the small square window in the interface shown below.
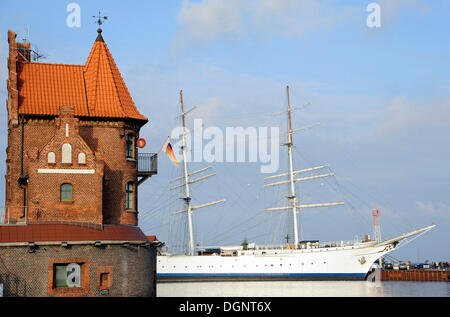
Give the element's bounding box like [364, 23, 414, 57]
[97, 266, 113, 290]
[48, 259, 89, 296]
[54, 263, 81, 288]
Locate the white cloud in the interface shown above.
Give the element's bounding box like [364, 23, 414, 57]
[173, 0, 357, 51]
[177, 0, 245, 42]
[173, 0, 429, 51]
[416, 201, 450, 221]
[309, 94, 450, 146]
[375, 96, 450, 136]
[249, 0, 355, 38]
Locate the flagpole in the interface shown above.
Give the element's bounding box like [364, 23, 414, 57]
[157, 136, 170, 155]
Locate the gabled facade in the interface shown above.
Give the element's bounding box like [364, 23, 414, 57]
[27, 105, 104, 227]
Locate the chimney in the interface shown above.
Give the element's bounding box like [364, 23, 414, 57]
[8, 30, 31, 63]
[16, 42, 31, 63]
[7, 30, 19, 125]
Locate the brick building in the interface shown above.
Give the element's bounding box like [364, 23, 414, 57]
[0, 29, 158, 297]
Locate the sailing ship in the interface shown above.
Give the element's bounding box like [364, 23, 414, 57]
[156, 87, 435, 282]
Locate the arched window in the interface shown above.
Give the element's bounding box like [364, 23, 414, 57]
[126, 134, 135, 159]
[60, 183, 73, 201]
[48, 152, 56, 164]
[62, 143, 72, 163]
[78, 152, 86, 164]
[126, 182, 135, 210]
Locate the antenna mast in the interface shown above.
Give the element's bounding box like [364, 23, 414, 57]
[372, 209, 381, 243]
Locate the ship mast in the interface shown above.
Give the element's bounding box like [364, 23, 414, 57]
[180, 90, 195, 256]
[264, 85, 344, 249]
[172, 90, 225, 256]
[286, 86, 299, 247]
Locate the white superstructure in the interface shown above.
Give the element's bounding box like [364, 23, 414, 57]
[158, 225, 434, 282]
[157, 87, 435, 282]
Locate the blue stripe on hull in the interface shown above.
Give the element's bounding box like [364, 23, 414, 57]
[158, 273, 365, 277]
[157, 272, 367, 282]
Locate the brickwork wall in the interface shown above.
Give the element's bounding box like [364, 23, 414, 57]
[4, 118, 57, 222]
[4, 116, 141, 226]
[79, 121, 139, 225]
[0, 243, 156, 297]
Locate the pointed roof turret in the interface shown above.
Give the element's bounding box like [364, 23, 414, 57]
[84, 31, 147, 121]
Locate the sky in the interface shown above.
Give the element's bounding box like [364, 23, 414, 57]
[0, 0, 449, 262]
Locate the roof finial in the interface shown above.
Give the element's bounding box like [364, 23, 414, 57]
[93, 10, 108, 42]
[93, 10, 108, 33]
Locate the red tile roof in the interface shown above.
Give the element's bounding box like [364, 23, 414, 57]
[146, 235, 158, 243]
[17, 35, 147, 121]
[0, 224, 149, 243]
[17, 63, 90, 117]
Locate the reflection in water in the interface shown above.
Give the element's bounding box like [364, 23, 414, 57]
[157, 281, 450, 297]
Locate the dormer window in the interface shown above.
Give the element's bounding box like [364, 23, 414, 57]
[126, 134, 135, 159]
[62, 143, 72, 163]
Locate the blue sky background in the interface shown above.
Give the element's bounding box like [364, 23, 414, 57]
[0, 0, 449, 262]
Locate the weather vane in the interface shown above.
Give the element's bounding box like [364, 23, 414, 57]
[93, 10, 108, 33]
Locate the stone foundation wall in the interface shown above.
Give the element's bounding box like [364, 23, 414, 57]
[0, 242, 156, 297]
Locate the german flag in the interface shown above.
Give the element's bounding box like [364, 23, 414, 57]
[162, 137, 178, 167]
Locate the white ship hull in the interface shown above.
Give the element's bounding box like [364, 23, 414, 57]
[157, 241, 397, 282]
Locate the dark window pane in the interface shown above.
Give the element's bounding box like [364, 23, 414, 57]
[126, 134, 135, 159]
[126, 182, 134, 209]
[61, 183, 72, 201]
[55, 265, 68, 288]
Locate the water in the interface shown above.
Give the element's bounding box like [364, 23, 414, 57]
[157, 281, 450, 297]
